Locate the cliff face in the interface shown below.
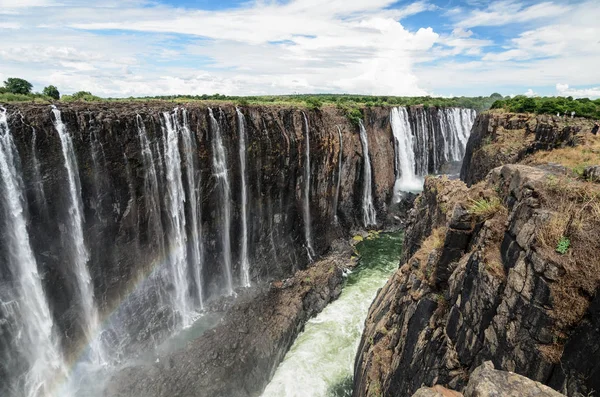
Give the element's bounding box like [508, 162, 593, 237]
[460, 112, 594, 186]
[0, 102, 475, 397]
[354, 112, 600, 397]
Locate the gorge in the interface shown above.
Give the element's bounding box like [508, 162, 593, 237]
[0, 103, 475, 397]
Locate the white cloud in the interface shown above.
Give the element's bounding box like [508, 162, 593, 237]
[556, 83, 600, 99]
[524, 88, 538, 97]
[456, 0, 570, 28]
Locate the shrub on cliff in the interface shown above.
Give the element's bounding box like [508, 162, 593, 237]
[62, 91, 102, 102]
[42, 85, 60, 100]
[3, 78, 33, 95]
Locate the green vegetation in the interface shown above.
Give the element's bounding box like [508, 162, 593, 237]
[556, 236, 571, 254]
[61, 91, 103, 102]
[3, 78, 33, 95]
[42, 85, 60, 100]
[491, 95, 600, 119]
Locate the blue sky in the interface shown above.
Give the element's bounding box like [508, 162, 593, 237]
[0, 0, 598, 97]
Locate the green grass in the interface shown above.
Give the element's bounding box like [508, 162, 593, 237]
[468, 197, 504, 220]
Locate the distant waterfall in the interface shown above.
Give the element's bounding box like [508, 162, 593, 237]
[332, 126, 343, 223]
[0, 108, 68, 397]
[390, 107, 420, 200]
[208, 108, 234, 295]
[179, 110, 205, 307]
[301, 112, 315, 261]
[52, 107, 106, 365]
[236, 108, 251, 287]
[390, 107, 476, 195]
[161, 110, 194, 326]
[358, 120, 376, 227]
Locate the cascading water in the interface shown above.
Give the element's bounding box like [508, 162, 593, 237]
[52, 107, 106, 365]
[261, 232, 402, 397]
[161, 110, 194, 326]
[358, 120, 376, 227]
[332, 126, 343, 223]
[180, 110, 205, 307]
[208, 108, 234, 295]
[302, 112, 315, 261]
[0, 108, 69, 397]
[390, 107, 476, 196]
[236, 108, 251, 287]
[390, 107, 421, 199]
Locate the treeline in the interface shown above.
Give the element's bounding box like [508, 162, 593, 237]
[124, 93, 502, 112]
[491, 95, 600, 119]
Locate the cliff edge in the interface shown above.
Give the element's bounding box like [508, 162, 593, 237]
[354, 112, 600, 397]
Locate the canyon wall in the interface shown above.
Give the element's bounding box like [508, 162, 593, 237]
[354, 112, 600, 397]
[0, 102, 473, 397]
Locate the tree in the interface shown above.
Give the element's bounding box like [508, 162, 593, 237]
[4, 78, 33, 95]
[489, 93, 503, 99]
[43, 85, 60, 100]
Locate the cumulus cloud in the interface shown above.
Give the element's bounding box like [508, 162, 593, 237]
[556, 83, 600, 98]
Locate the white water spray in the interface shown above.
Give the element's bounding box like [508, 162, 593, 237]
[332, 126, 343, 223]
[208, 108, 234, 295]
[302, 112, 315, 261]
[390, 107, 422, 199]
[236, 108, 251, 287]
[358, 120, 376, 227]
[52, 106, 106, 365]
[180, 110, 205, 307]
[0, 107, 69, 397]
[161, 110, 194, 326]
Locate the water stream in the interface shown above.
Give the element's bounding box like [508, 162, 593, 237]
[261, 231, 403, 397]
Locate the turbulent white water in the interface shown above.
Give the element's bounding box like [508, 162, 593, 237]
[333, 126, 343, 223]
[236, 108, 251, 287]
[0, 108, 69, 397]
[162, 110, 195, 326]
[358, 120, 376, 227]
[302, 112, 315, 261]
[390, 107, 422, 198]
[208, 108, 234, 295]
[261, 232, 402, 397]
[52, 107, 106, 365]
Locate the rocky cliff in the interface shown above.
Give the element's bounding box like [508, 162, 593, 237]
[354, 112, 600, 397]
[0, 102, 474, 397]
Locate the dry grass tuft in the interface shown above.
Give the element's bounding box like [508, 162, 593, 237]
[468, 196, 504, 220]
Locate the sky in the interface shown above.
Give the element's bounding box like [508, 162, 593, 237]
[0, 0, 599, 98]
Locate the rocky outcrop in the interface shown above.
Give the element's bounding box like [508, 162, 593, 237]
[460, 112, 593, 186]
[353, 164, 600, 397]
[413, 361, 566, 397]
[107, 243, 353, 397]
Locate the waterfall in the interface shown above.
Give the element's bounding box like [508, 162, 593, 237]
[52, 107, 106, 365]
[332, 126, 343, 223]
[179, 110, 205, 307]
[358, 120, 376, 227]
[390, 107, 475, 195]
[0, 108, 69, 397]
[301, 112, 315, 261]
[161, 110, 194, 326]
[390, 107, 421, 199]
[236, 108, 251, 287]
[208, 108, 234, 295]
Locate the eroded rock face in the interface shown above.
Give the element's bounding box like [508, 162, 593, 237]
[460, 113, 589, 186]
[353, 164, 600, 397]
